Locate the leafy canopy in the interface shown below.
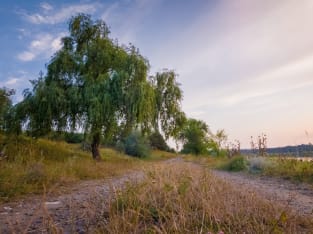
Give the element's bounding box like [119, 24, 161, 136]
[179, 118, 211, 155]
[15, 14, 185, 159]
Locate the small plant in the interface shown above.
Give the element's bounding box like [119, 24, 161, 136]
[250, 133, 267, 156]
[248, 156, 273, 173]
[226, 140, 241, 158]
[222, 155, 248, 172]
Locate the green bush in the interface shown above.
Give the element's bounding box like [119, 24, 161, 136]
[149, 131, 169, 151]
[124, 131, 150, 158]
[222, 156, 248, 172]
[64, 132, 84, 144]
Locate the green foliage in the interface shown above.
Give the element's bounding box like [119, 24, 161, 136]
[179, 118, 211, 155]
[149, 131, 169, 151]
[221, 156, 248, 172]
[151, 70, 186, 139]
[14, 14, 185, 159]
[124, 131, 150, 158]
[262, 158, 313, 183]
[0, 88, 15, 132]
[64, 132, 84, 144]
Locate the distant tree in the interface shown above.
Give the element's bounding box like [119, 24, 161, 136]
[151, 70, 186, 140]
[0, 88, 15, 131]
[209, 129, 228, 156]
[215, 129, 227, 148]
[179, 118, 211, 155]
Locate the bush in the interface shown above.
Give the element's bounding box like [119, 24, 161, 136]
[124, 131, 150, 158]
[64, 132, 84, 143]
[149, 131, 169, 151]
[222, 156, 248, 172]
[248, 156, 274, 173]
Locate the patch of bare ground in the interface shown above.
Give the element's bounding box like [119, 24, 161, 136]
[212, 170, 313, 218]
[0, 171, 145, 234]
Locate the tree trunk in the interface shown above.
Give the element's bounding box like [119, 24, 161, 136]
[91, 132, 101, 160]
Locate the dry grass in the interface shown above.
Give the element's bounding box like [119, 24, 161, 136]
[186, 154, 313, 185]
[98, 161, 313, 233]
[262, 157, 313, 183]
[0, 135, 165, 202]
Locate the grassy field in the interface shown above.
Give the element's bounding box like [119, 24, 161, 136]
[0, 135, 176, 202]
[98, 162, 313, 233]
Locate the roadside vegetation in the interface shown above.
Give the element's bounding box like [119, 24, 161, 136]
[99, 162, 313, 233]
[0, 134, 176, 202]
[187, 154, 313, 185]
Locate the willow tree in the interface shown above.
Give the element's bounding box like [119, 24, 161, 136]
[19, 14, 155, 159]
[151, 70, 186, 140]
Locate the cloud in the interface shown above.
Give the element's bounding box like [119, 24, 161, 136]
[23, 3, 98, 24]
[40, 2, 53, 11]
[17, 32, 66, 62]
[0, 71, 32, 102]
[17, 51, 35, 61]
[5, 78, 19, 85]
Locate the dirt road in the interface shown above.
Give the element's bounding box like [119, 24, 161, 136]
[1, 158, 312, 233]
[212, 170, 313, 217]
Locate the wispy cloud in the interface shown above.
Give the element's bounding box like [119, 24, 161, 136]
[17, 32, 66, 62]
[22, 3, 98, 24]
[5, 78, 19, 86]
[17, 51, 36, 62]
[0, 71, 31, 102]
[40, 2, 53, 11]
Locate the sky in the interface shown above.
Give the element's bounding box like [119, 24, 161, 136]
[1, 0, 313, 148]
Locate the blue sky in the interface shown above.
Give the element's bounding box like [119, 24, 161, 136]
[1, 0, 313, 147]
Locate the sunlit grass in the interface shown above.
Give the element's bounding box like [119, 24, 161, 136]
[99, 162, 312, 233]
[0, 135, 173, 202]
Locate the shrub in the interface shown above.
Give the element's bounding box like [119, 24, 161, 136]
[222, 156, 248, 171]
[149, 131, 169, 151]
[124, 131, 150, 158]
[248, 156, 274, 173]
[64, 132, 84, 144]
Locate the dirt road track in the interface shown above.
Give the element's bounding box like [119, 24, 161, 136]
[1, 157, 312, 233]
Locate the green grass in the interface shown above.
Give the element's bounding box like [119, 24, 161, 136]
[0, 135, 175, 202]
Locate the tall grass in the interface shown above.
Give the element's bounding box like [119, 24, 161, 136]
[261, 157, 313, 183]
[99, 162, 312, 233]
[188, 153, 313, 185]
[0, 135, 152, 202]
